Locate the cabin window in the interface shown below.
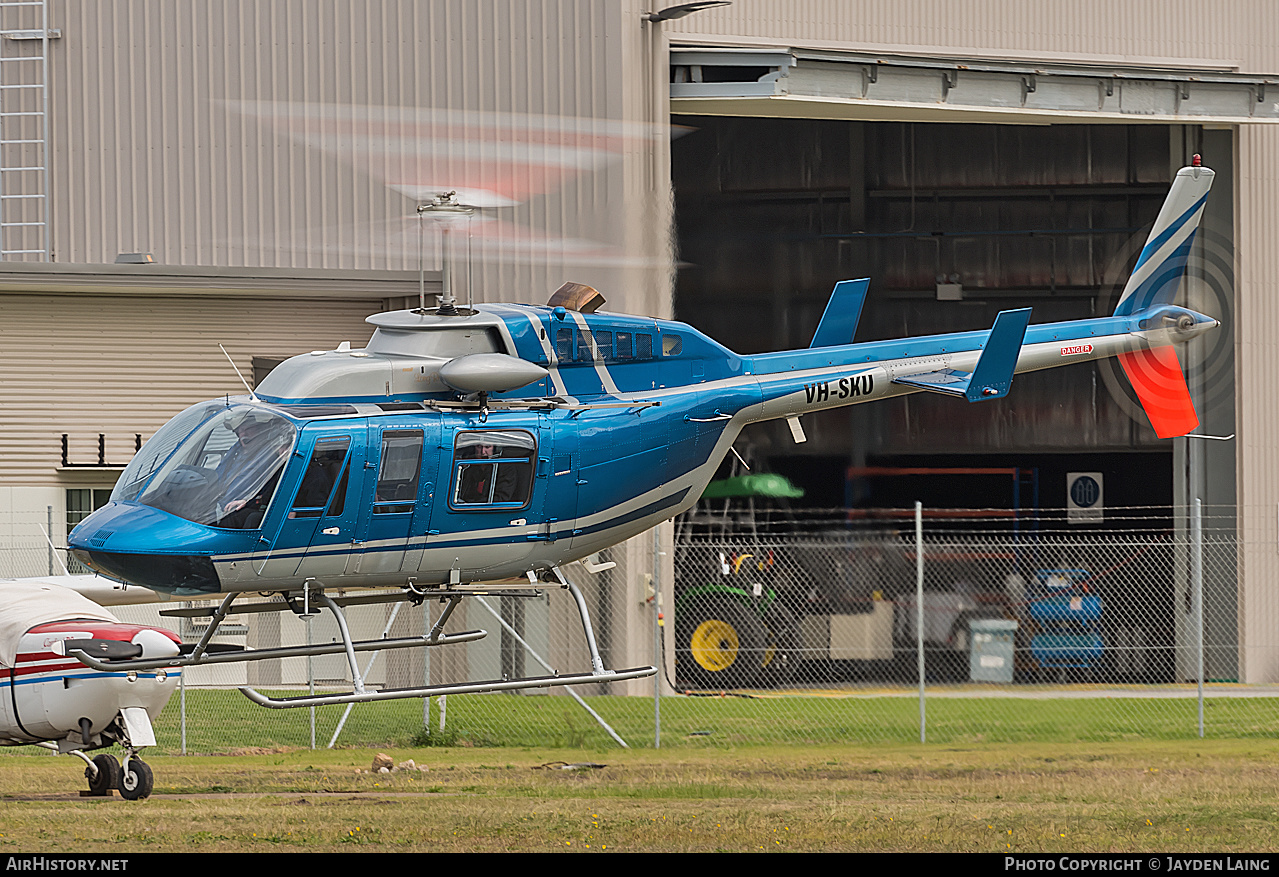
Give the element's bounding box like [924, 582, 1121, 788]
[593, 331, 613, 360]
[576, 328, 596, 362]
[555, 327, 574, 362]
[635, 333, 653, 359]
[451, 430, 535, 508]
[662, 334, 683, 356]
[326, 456, 351, 517]
[373, 430, 423, 514]
[289, 437, 351, 518]
[616, 332, 633, 360]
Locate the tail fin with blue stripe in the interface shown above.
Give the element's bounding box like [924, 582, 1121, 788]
[1113, 163, 1215, 317]
[1114, 160, 1215, 438]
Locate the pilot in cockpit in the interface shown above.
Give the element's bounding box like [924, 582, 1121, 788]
[216, 409, 290, 526]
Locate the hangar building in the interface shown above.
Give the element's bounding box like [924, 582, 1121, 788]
[0, 1, 1276, 685]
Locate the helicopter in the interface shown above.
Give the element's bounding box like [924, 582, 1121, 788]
[0, 578, 180, 799]
[63, 159, 1218, 709]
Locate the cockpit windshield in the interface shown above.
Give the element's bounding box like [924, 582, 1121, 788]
[112, 401, 227, 504]
[133, 405, 296, 529]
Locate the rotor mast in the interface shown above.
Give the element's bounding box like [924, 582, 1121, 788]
[416, 192, 476, 316]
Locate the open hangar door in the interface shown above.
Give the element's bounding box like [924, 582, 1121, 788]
[669, 117, 1238, 683]
[671, 118, 1233, 511]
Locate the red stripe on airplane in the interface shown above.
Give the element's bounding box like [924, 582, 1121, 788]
[10, 661, 88, 678]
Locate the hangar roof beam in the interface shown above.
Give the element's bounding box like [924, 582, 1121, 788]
[670, 47, 1279, 124]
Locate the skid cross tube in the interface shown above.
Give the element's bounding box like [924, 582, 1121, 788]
[74, 584, 492, 674]
[189, 592, 238, 662]
[429, 595, 462, 642]
[318, 593, 366, 693]
[553, 566, 607, 675]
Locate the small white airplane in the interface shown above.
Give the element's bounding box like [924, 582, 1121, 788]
[0, 578, 180, 800]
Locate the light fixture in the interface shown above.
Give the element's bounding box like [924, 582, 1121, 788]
[643, 1, 730, 23]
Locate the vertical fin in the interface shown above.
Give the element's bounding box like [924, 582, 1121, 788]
[1113, 165, 1215, 317]
[809, 278, 870, 348]
[1111, 162, 1212, 438]
[965, 307, 1032, 401]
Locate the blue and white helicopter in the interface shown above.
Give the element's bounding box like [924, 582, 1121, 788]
[65, 159, 1219, 708]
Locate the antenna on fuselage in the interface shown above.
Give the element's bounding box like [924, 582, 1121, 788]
[416, 192, 476, 316]
[219, 343, 259, 403]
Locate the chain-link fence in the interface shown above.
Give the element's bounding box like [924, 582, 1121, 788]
[667, 503, 1255, 745]
[3, 504, 1275, 751]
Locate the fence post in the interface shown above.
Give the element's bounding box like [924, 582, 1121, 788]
[305, 613, 315, 750]
[915, 501, 926, 743]
[1194, 497, 1204, 738]
[423, 600, 431, 737]
[653, 525, 662, 749]
[46, 506, 53, 575]
[179, 669, 186, 754]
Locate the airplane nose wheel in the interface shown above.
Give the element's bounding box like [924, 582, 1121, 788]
[85, 754, 120, 796]
[118, 758, 154, 801]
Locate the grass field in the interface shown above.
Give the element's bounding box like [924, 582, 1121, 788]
[138, 688, 1279, 752]
[1, 742, 1278, 852]
[1, 692, 1278, 852]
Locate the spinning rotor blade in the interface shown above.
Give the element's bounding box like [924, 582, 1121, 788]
[278, 212, 632, 267]
[226, 100, 655, 209]
[1118, 346, 1199, 439]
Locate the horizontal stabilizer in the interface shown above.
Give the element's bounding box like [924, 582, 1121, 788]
[810, 278, 870, 348]
[892, 308, 1032, 402]
[1118, 346, 1199, 438]
[892, 367, 974, 397]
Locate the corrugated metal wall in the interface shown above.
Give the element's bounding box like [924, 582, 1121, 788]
[40, 0, 669, 319]
[1235, 124, 1279, 682]
[665, 1, 1277, 73]
[0, 292, 377, 483]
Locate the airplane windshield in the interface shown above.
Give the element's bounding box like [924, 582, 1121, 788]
[134, 406, 296, 530]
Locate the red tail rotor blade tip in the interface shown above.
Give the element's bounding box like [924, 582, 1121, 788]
[1118, 348, 1199, 438]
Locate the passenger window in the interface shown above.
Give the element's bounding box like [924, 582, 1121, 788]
[636, 333, 653, 359]
[373, 430, 423, 514]
[662, 334, 682, 356]
[616, 332, 633, 360]
[555, 328, 574, 362]
[290, 437, 351, 518]
[593, 331, 613, 361]
[452, 430, 536, 508]
[576, 329, 596, 362]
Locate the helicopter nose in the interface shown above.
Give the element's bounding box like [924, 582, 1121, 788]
[68, 503, 249, 595]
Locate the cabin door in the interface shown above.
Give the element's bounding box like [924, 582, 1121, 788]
[294, 419, 367, 583]
[256, 426, 358, 582]
[346, 419, 435, 577]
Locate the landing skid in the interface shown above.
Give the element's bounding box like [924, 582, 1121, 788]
[241, 666, 657, 709]
[69, 569, 656, 709]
